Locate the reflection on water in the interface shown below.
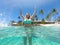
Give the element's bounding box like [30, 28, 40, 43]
[0, 26, 60, 45]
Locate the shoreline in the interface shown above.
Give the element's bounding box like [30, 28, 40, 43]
[11, 24, 60, 26]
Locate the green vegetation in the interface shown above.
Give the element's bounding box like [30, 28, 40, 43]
[10, 8, 59, 25]
[56, 16, 60, 22]
[39, 9, 44, 14]
[41, 18, 45, 24]
[46, 8, 57, 21]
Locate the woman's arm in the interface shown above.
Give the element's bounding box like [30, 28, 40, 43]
[20, 9, 25, 19]
[30, 9, 36, 19]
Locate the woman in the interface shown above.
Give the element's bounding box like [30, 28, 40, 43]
[20, 9, 36, 45]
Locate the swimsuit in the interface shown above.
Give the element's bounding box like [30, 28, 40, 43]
[23, 19, 32, 24]
[23, 19, 33, 37]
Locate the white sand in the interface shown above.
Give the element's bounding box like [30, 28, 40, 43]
[40, 24, 60, 26]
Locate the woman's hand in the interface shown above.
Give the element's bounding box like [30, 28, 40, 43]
[30, 8, 36, 19]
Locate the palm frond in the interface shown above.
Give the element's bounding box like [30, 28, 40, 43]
[39, 9, 44, 14]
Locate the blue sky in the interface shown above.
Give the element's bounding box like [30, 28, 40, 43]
[0, 0, 60, 24]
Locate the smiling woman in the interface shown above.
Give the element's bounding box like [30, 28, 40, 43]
[0, 0, 60, 45]
[0, 0, 60, 24]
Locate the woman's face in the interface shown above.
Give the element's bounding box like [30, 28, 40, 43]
[26, 13, 30, 19]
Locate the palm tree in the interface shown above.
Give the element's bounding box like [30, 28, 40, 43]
[18, 16, 20, 21]
[34, 15, 38, 21]
[39, 9, 44, 14]
[41, 18, 45, 24]
[39, 9, 44, 22]
[36, 17, 38, 21]
[46, 14, 51, 21]
[56, 16, 60, 22]
[52, 8, 57, 13]
[10, 20, 15, 25]
[17, 8, 22, 24]
[20, 8, 22, 16]
[46, 8, 57, 21]
[11, 20, 15, 23]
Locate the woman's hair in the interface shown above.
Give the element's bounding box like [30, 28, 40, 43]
[26, 13, 30, 19]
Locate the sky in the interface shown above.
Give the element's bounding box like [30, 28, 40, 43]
[0, 0, 60, 24]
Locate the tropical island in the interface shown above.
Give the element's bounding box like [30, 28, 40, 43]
[9, 8, 60, 26]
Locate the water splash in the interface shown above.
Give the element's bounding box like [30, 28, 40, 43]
[0, 23, 8, 27]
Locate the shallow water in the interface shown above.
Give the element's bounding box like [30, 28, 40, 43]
[0, 26, 60, 45]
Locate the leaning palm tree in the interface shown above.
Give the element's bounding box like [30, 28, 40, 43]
[46, 8, 57, 21]
[32, 15, 38, 22]
[46, 14, 51, 21]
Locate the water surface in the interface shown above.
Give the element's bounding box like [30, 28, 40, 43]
[0, 26, 60, 45]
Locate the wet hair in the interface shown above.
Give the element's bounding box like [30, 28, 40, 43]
[26, 13, 30, 19]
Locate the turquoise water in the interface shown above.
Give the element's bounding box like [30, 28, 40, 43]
[0, 26, 60, 45]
